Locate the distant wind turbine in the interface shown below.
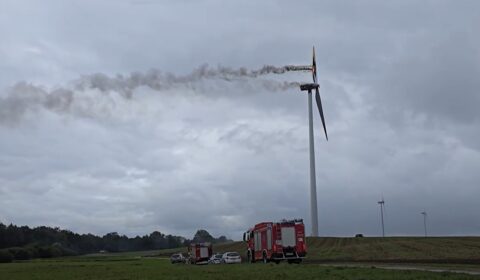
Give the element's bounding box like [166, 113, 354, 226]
[421, 211, 427, 237]
[378, 197, 385, 237]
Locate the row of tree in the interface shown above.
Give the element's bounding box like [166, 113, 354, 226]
[0, 223, 231, 262]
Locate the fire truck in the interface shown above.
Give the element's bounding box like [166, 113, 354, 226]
[187, 242, 212, 265]
[243, 219, 306, 264]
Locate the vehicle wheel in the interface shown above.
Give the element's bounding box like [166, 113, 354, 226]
[262, 252, 268, 264]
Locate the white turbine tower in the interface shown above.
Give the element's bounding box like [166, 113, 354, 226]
[421, 211, 427, 237]
[378, 197, 385, 237]
[299, 47, 328, 237]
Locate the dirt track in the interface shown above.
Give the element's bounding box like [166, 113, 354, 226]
[319, 263, 480, 276]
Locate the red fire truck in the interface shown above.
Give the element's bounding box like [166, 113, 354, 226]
[187, 242, 212, 265]
[243, 219, 306, 264]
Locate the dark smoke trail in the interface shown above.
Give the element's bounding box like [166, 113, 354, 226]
[0, 64, 308, 124]
[73, 64, 310, 95]
[251, 65, 312, 76]
[212, 64, 311, 77]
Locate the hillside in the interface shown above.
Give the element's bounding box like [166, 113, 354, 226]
[155, 237, 480, 264]
[304, 237, 480, 263]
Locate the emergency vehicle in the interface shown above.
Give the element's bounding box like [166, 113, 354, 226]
[187, 242, 213, 265]
[243, 219, 306, 263]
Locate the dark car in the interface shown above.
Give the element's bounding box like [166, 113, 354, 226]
[170, 253, 186, 264]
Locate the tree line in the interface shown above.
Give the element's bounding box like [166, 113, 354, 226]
[0, 223, 231, 263]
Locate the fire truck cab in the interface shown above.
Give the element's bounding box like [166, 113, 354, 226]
[243, 219, 306, 264]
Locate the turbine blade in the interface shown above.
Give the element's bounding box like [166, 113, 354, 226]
[312, 46, 317, 84]
[315, 87, 328, 141]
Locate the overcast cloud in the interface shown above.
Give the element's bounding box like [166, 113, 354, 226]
[1, 0, 479, 240]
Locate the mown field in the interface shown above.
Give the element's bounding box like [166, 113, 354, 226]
[305, 237, 480, 263]
[1, 257, 480, 280]
[2, 237, 480, 280]
[150, 236, 480, 264]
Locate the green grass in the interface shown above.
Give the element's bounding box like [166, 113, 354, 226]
[204, 237, 480, 263]
[90, 237, 480, 262]
[1, 257, 479, 280]
[4, 236, 476, 280]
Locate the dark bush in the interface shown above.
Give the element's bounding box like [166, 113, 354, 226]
[0, 250, 13, 263]
[49, 243, 76, 257]
[25, 246, 40, 259]
[8, 247, 32, 260]
[50, 245, 63, 258]
[37, 246, 55, 258]
[60, 247, 78, 256]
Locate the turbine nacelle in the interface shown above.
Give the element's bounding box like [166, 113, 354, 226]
[300, 83, 319, 92]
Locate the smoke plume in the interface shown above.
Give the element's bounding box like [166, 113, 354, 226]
[0, 64, 308, 124]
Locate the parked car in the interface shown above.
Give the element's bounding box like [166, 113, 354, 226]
[208, 253, 223, 264]
[221, 252, 241, 264]
[170, 253, 186, 264]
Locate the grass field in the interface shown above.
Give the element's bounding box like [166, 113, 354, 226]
[2, 237, 480, 280]
[305, 237, 480, 262]
[149, 237, 480, 263]
[1, 257, 480, 280]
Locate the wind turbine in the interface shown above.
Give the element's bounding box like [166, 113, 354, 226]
[421, 211, 427, 237]
[378, 197, 385, 237]
[298, 47, 328, 237]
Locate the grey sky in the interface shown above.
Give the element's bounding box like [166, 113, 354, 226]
[0, 0, 479, 240]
